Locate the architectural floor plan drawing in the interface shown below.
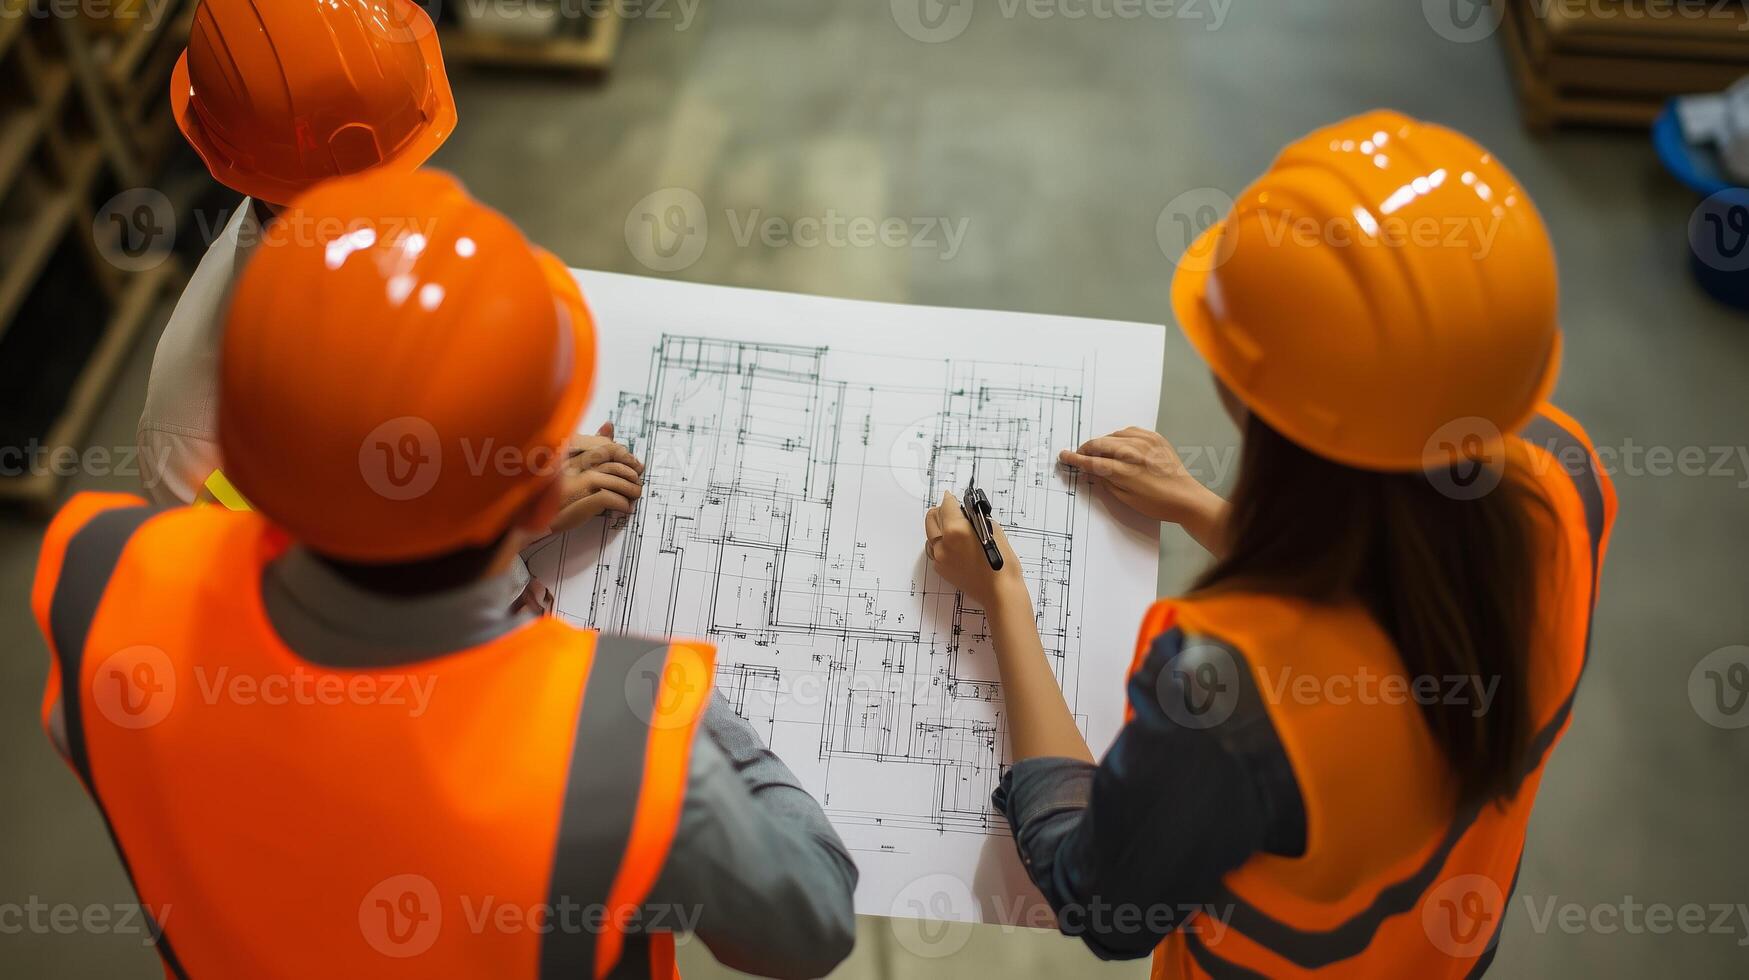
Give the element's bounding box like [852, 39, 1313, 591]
[528, 272, 1165, 924]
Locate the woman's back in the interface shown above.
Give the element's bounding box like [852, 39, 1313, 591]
[1142, 405, 1610, 976]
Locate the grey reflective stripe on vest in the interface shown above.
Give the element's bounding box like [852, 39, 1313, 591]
[44, 504, 188, 980]
[1519, 414, 1608, 669]
[48, 505, 157, 784]
[1188, 412, 1608, 973]
[1187, 933, 1272, 979]
[540, 634, 672, 980]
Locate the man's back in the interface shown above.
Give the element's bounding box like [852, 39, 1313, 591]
[36, 498, 857, 979]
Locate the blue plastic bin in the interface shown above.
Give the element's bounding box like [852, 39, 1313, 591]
[1654, 103, 1749, 312]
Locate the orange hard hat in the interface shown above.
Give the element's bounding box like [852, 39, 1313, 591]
[218, 170, 594, 563]
[1171, 111, 1561, 472]
[171, 0, 456, 205]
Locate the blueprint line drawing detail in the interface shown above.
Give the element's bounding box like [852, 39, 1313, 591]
[532, 334, 1088, 836]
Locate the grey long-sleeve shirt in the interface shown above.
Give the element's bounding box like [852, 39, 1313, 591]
[259, 549, 859, 979]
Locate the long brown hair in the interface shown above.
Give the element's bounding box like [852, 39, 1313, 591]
[1195, 414, 1555, 811]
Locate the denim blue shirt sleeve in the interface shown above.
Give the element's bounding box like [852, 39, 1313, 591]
[992, 627, 1307, 960]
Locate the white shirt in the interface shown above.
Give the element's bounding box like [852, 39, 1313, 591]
[136, 201, 261, 506]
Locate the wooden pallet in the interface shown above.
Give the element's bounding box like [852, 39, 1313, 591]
[440, 5, 623, 75]
[1499, 0, 1749, 131]
[1539, 0, 1749, 56]
[1490, 0, 1665, 130]
[1518, 0, 1749, 95]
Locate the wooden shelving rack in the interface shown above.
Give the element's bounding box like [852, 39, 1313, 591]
[0, 0, 194, 509]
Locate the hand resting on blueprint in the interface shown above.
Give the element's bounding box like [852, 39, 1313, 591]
[1059, 426, 1231, 557]
[548, 422, 646, 533]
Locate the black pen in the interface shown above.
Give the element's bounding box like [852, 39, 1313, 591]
[961, 479, 1005, 571]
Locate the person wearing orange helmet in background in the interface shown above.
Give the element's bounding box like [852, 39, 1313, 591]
[36, 171, 857, 979]
[923, 112, 1617, 977]
[139, 0, 634, 530]
[136, 0, 454, 508]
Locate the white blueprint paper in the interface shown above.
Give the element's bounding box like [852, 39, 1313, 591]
[528, 271, 1165, 925]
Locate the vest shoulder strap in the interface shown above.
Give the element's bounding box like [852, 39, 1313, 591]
[33, 494, 190, 978]
[1517, 406, 1615, 628]
[34, 494, 160, 785]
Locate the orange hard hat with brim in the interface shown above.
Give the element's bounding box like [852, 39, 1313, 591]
[171, 0, 456, 205]
[218, 170, 594, 563]
[1171, 111, 1562, 473]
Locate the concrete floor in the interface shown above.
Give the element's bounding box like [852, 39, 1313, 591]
[4, 1, 1748, 976]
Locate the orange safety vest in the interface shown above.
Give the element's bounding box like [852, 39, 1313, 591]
[31, 496, 714, 980]
[1138, 406, 1615, 978]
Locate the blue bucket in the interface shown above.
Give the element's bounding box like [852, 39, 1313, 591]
[1653, 103, 1749, 312]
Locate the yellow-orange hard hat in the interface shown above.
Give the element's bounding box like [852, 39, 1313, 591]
[1171, 111, 1561, 472]
[218, 170, 594, 563]
[171, 0, 456, 205]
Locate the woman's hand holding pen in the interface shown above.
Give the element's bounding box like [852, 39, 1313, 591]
[923, 491, 1027, 613]
[1059, 427, 1231, 557]
[922, 490, 1091, 763]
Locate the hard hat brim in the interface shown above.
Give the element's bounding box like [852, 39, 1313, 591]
[170, 22, 458, 205]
